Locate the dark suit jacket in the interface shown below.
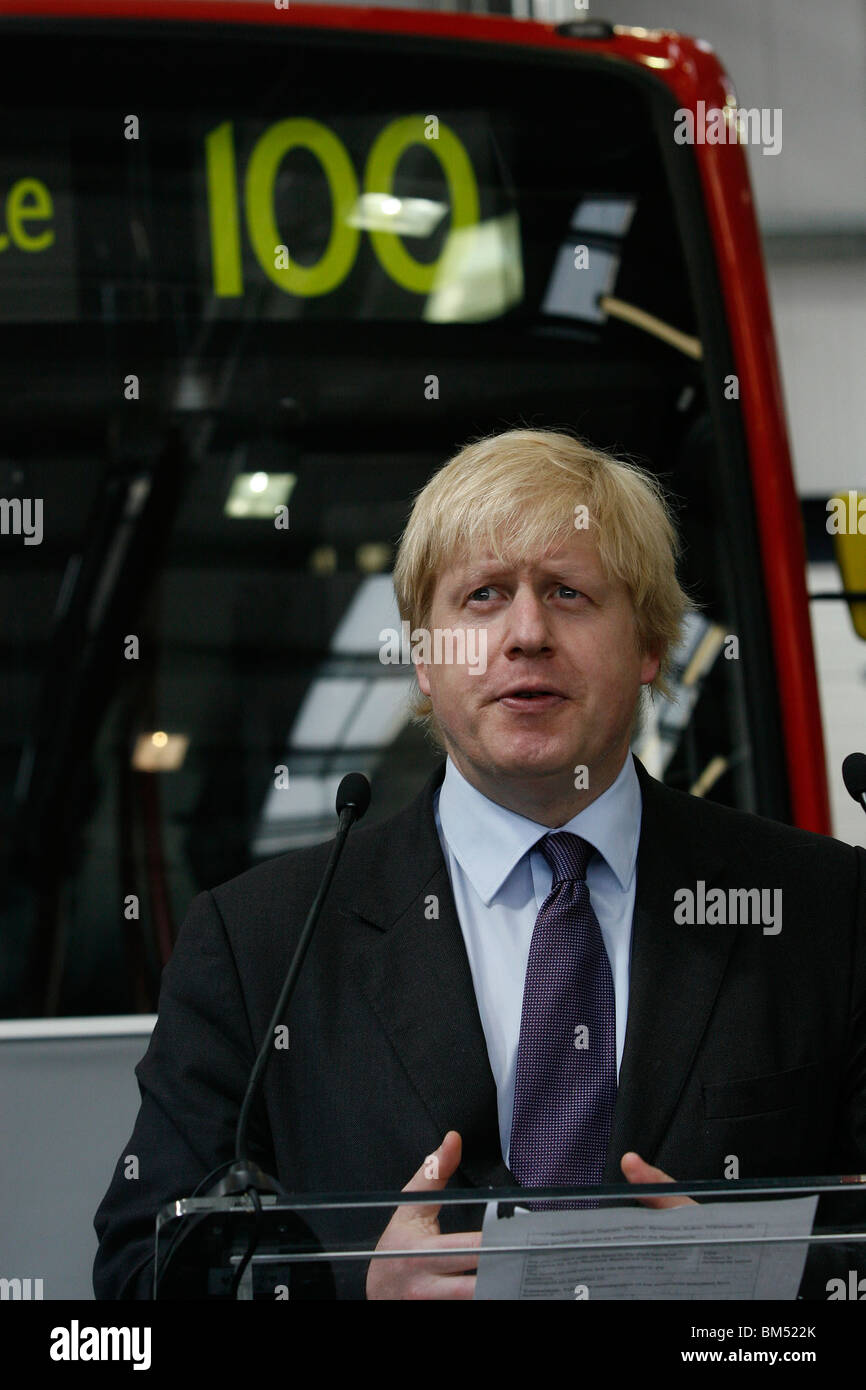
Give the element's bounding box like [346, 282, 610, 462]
[93, 755, 866, 1299]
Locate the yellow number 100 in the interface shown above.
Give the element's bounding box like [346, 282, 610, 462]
[205, 115, 480, 299]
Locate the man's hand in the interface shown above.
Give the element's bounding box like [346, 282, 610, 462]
[365, 1130, 481, 1300]
[621, 1151, 696, 1208]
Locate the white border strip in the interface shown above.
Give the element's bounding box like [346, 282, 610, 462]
[0, 1015, 157, 1041]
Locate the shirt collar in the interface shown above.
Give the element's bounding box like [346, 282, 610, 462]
[437, 751, 642, 906]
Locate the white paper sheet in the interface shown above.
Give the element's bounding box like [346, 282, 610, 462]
[473, 1196, 818, 1300]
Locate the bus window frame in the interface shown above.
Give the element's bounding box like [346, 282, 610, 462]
[0, 6, 824, 830]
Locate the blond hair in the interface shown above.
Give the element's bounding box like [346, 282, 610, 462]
[392, 428, 695, 741]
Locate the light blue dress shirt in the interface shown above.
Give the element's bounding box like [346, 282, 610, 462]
[433, 752, 642, 1166]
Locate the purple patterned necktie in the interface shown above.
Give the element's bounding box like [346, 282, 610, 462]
[509, 832, 617, 1203]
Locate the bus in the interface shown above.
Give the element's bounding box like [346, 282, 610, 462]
[0, 0, 834, 1017]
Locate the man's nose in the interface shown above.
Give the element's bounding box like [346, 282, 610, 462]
[503, 590, 552, 654]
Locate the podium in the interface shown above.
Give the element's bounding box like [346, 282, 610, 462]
[153, 1174, 866, 1300]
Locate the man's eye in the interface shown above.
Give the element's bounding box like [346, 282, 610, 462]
[467, 584, 584, 602]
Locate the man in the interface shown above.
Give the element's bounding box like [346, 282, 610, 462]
[93, 428, 866, 1301]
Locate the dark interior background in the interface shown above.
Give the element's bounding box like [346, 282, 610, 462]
[0, 20, 784, 1016]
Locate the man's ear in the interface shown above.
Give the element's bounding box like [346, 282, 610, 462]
[640, 648, 661, 687]
[415, 656, 431, 697]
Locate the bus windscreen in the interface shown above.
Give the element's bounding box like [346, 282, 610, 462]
[0, 19, 787, 1015]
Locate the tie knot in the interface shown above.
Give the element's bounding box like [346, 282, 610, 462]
[539, 831, 594, 884]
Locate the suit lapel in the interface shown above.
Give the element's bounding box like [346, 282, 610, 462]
[338, 754, 740, 1192]
[339, 760, 512, 1189]
[602, 757, 739, 1180]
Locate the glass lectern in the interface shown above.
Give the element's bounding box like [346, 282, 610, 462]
[153, 1175, 866, 1301]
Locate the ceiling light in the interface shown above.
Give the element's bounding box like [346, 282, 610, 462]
[347, 192, 447, 237]
[225, 471, 296, 519]
[132, 732, 189, 772]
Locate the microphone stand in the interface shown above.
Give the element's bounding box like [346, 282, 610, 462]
[214, 781, 371, 1197]
[155, 775, 370, 1298]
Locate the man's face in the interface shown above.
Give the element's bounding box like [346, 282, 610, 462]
[415, 526, 659, 808]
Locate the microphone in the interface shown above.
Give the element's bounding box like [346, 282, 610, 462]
[209, 772, 372, 1197]
[842, 753, 866, 816]
[336, 771, 372, 821]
